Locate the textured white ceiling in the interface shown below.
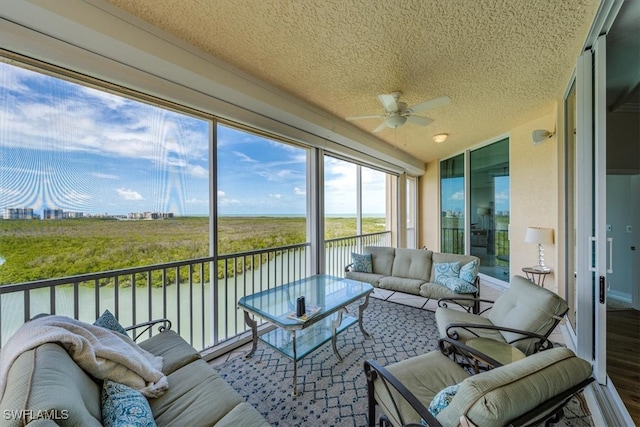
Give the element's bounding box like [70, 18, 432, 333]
[105, 0, 600, 164]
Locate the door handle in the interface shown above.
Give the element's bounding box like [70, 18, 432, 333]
[599, 276, 605, 304]
[607, 237, 613, 274]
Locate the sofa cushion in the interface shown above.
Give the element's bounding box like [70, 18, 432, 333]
[137, 330, 201, 375]
[0, 343, 102, 427]
[420, 283, 475, 307]
[431, 253, 479, 283]
[214, 402, 271, 427]
[390, 248, 432, 282]
[364, 246, 396, 276]
[441, 277, 477, 294]
[351, 252, 373, 273]
[378, 276, 425, 294]
[433, 262, 461, 285]
[101, 380, 156, 427]
[344, 271, 387, 287]
[94, 309, 127, 336]
[488, 275, 569, 355]
[459, 260, 479, 284]
[149, 359, 244, 426]
[437, 348, 592, 427]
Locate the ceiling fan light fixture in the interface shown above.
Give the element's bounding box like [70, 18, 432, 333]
[386, 115, 407, 128]
[433, 133, 448, 143]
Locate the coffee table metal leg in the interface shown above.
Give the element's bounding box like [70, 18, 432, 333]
[292, 331, 298, 397]
[243, 310, 258, 358]
[358, 293, 372, 339]
[331, 308, 346, 362]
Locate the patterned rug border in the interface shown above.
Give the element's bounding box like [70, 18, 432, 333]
[216, 298, 593, 427]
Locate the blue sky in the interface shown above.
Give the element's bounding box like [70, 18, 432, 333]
[441, 176, 510, 215]
[0, 62, 385, 216]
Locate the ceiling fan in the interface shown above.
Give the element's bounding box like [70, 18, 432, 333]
[346, 91, 451, 133]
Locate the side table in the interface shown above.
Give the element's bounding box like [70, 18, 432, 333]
[522, 267, 551, 287]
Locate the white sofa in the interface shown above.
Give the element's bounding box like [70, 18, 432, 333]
[345, 247, 481, 313]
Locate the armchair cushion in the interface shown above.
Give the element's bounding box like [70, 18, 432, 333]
[488, 275, 568, 354]
[351, 252, 373, 273]
[373, 351, 469, 427]
[438, 348, 592, 427]
[436, 309, 504, 342]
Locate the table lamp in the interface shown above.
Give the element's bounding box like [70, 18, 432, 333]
[524, 227, 554, 272]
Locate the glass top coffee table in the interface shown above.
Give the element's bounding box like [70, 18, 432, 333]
[237, 274, 373, 396]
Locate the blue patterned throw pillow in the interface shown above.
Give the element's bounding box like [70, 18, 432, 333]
[94, 309, 127, 336]
[459, 260, 479, 284]
[351, 252, 373, 273]
[101, 380, 157, 427]
[433, 262, 461, 285]
[428, 384, 459, 418]
[442, 277, 478, 294]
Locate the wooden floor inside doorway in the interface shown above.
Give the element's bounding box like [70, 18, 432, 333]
[607, 308, 640, 424]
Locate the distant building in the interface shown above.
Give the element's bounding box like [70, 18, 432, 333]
[63, 211, 84, 218]
[42, 208, 64, 220]
[3, 208, 34, 219]
[127, 211, 174, 220]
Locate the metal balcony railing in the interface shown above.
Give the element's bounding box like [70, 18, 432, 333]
[0, 232, 392, 350]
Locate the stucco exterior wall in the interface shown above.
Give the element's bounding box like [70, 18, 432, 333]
[418, 160, 440, 251]
[418, 110, 560, 292]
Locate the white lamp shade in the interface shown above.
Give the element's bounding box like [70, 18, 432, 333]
[524, 227, 554, 245]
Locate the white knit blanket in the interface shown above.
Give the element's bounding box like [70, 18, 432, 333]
[0, 315, 168, 401]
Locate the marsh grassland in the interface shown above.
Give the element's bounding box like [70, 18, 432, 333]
[0, 216, 386, 284]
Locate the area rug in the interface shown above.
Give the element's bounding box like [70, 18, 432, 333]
[216, 298, 593, 427]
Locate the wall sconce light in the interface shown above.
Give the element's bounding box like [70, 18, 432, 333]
[433, 133, 448, 143]
[524, 227, 554, 271]
[531, 129, 555, 145]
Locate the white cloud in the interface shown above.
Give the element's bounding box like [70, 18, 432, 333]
[189, 164, 209, 178]
[219, 197, 240, 206]
[234, 151, 257, 163]
[294, 187, 306, 196]
[116, 188, 144, 201]
[91, 172, 119, 180]
[270, 193, 282, 199]
[217, 190, 226, 197]
[450, 191, 465, 201]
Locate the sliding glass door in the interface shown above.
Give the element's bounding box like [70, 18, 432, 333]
[440, 139, 510, 283]
[470, 139, 510, 281]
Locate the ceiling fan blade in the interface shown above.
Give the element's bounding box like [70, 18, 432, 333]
[378, 94, 399, 112]
[346, 114, 385, 121]
[408, 96, 451, 114]
[406, 115, 433, 127]
[373, 121, 388, 133]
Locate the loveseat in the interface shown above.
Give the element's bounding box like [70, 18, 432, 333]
[0, 316, 270, 427]
[345, 247, 481, 313]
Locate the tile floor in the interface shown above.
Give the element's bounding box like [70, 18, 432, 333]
[208, 281, 566, 367]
